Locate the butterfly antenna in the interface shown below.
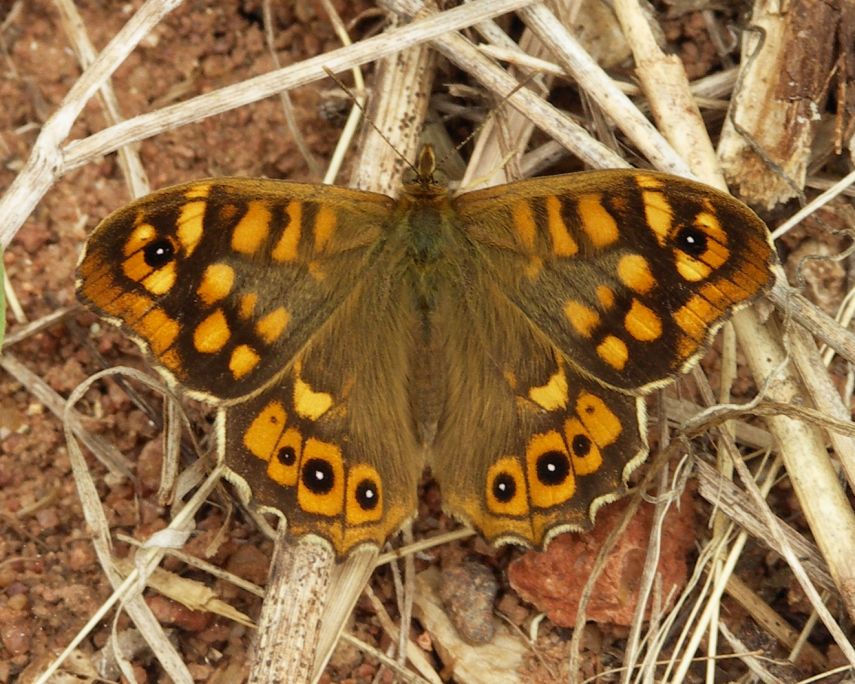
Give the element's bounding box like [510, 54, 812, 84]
[434, 73, 542, 174]
[323, 66, 420, 178]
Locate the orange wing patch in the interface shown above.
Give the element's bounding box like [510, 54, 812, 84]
[176, 200, 206, 256]
[564, 300, 601, 338]
[546, 195, 579, 257]
[624, 299, 662, 342]
[193, 309, 230, 354]
[197, 263, 235, 305]
[273, 201, 302, 262]
[617, 254, 655, 295]
[596, 335, 629, 371]
[577, 194, 619, 247]
[255, 307, 290, 344]
[231, 201, 272, 255]
[229, 345, 260, 379]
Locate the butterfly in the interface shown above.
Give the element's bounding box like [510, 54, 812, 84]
[76, 145, 775, 558]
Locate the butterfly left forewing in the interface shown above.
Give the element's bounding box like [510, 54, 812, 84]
[455, 170, 775, 393]
[77, 178, 394, 402]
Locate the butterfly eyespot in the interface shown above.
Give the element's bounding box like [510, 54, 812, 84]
[536, 451, 571, 485]
[675, 226, 708, 257]
[302, 457, 335, 494]
[142, 238, 177, 268]
[491, 472, 517, 503]
[355, 479, 380, 511]
[278, 445, 297, 466]
[571, 434, 592, 457]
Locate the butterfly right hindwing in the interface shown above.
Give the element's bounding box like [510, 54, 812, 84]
[428, 256, 647, 548]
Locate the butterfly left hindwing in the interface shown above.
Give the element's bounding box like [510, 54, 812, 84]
[221, 248, 423, 555]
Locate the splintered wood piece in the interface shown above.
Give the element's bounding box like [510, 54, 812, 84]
[248, 532, 333, 683]
[718, 0, 842, 208]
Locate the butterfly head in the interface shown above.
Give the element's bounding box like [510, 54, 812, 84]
[401, 144, 447, 198]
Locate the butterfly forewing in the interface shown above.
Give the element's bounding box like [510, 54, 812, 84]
[77, 178, 394, 401]
[455, 170, 775, 393]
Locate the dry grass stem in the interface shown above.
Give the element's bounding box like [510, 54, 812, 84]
[261, 0, 323, 179]
[247, 531, 333, 683]
[60, 0, 539, 176]
[772, 166, 855, 240]
[52, 0, 150, 196]
[54, 364, 226, 683]
[1, 306, 75, 347]
[462, 21, 550, 188]
[614, 0, 855, 674]
[519, 4, 690, 175]
[384, 0, 628, 169]
[612, 0, 723, 185]
[695, 460, 835, 593]
[362, 584, 442, 683]
[718, 0, 842, 208]
[725, 574, 827, 671]
[0, 0, 181, 248]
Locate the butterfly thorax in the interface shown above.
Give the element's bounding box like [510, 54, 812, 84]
[397, 183, 452, 265]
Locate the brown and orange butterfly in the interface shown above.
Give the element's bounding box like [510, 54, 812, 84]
[77, 146, 775, 558]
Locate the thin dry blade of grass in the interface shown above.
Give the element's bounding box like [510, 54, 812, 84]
[0, 0, 537, 250]
[53, 367, 220, 684]
[52, 0, 150, 196]
[0, 0, 180, 248]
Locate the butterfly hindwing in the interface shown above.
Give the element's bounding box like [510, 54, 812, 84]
[428, 263, 646, 547]
[77, 178, 394, 401]
[455, 170, 775, 393]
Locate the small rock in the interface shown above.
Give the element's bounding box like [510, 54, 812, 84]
[146, 595, 212, 632]
[438, 559, 498, 645]
[224, 543, 269, 586]
[0, 617, 32, 656]
[508, 493, 694, 626]
[35, 506, 60, 532]
[68, 542, 96, 572]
